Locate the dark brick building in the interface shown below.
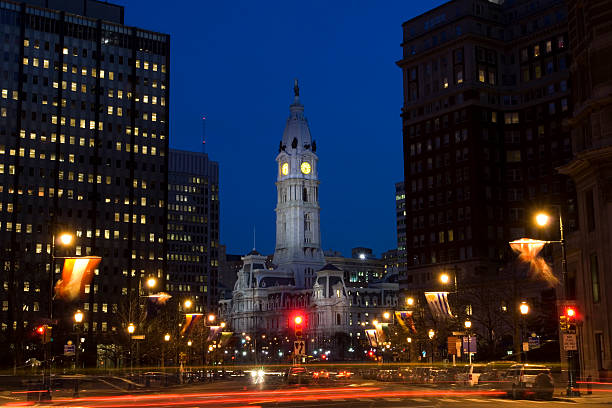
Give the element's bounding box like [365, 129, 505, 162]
[397, 0, 576, 295]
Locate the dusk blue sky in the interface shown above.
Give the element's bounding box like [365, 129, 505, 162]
[117, 0, 446, 257]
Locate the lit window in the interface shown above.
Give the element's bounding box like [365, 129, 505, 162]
[44, 59, 49, 68]
[546, 41, 552, 53]
[22, 57, 28, 65]
[107, 106, 113, 115]
[534, 45, 540, 57]
[478, 69, 485, 82]
[535, 65, 542, 78]
[32, 58, 39, 67]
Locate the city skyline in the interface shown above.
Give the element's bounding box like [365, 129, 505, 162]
[111, 0, 448, 257]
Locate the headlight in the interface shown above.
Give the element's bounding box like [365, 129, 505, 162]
[250, 371, 257, 378]
[257, 370, 265, 378]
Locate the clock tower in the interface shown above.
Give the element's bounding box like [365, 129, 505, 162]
[273, 81, 325, 289]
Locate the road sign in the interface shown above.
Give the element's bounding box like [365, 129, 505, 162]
[563, 334, 577, 351]
[294, 340, 306, 356]
[528, 336, 540, 349]
[462, 336, 477, 353]
[64, 344, 75, 356]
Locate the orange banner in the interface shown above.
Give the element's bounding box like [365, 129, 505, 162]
[54, 256, 102, 301]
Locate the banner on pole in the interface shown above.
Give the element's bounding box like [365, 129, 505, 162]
[424, 292, 453, 319]
[54, 256, 102, 301]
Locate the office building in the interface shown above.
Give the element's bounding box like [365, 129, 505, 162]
[167, 149, 219, 312]
[0, 0, 169, 365]
[397, 0, 575, 293]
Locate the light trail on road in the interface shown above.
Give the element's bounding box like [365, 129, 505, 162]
[5, 387, 507, 408]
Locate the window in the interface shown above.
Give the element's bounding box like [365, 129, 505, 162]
[479, 69, 485, 82]
[557, 36, 565, 48]
[506, 150, 521, 162]
[590, 253, 600, 304]
[534, 45, 540, 57]
[546, 40, 552, 53]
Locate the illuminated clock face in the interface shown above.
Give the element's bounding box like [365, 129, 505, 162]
[281, 162, 289, 176]
[300, 161, 311, 175]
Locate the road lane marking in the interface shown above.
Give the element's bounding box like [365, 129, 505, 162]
[411, 398, 429, 402]
[439, 398, 459, 403]
[465, 398, 488, 402]
[385, 398, 402, 401]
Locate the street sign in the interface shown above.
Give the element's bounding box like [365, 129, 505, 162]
[131, 335, 145, 340]
[522, 342, 529, 352]
[294, 340, 306, 356]
[528, 336, 540, 349]
[64, 344, 75, 356]
[563, 334, 577, 351]
[462, 336, 477, 353]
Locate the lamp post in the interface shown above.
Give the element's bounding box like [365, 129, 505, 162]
[162, 333, 170, 369]
[464, 320, 472, 364]
[49, 232, 74, 319]
[127, 323, 135, 371]
[428, 329, 435, 364]
[74, 310, 83, 369]
[535, 209, 578, 396]
[519, 302, 529, 363]
[407, 337, 412, 362]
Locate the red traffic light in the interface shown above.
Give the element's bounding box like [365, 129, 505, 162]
[294, 315, 303, 325]
[36, 325, 45, 335]
[566, 307, 576, 318]
[368, 350, 374, 357]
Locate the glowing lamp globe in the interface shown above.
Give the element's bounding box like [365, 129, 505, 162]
[535, 213, 550, 227]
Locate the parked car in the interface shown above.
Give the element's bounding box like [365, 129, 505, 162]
[502, 364, 554, 400]
[286, 366, 310, 384]
[456, 364, 486, 386]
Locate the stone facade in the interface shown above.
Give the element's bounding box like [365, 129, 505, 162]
[556, 0, 612, 380]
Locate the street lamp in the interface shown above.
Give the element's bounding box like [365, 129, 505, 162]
[183, 299, 193, 310]
[146, 277, 157, 289]
[74, 310, 83, 369]
[162, 333, 170, 370]
[532, 207, 577, 396]
[406, 297, 415, 306]
[464, 320, 472, 364]
[207, 313, 216, 324]
[428, 329, 435, 364]
[49, 232, 75, 319]
[127, 323, 135, 371]
[520, 302, 529, 363]
[383, 311, 391, 320]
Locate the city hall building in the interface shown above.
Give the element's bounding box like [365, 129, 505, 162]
[219, 84, 399, 354]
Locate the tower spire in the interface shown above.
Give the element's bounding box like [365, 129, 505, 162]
[294, 78, 299, 97]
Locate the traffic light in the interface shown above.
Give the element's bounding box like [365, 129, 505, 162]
[294, 315, 303, 338]
[566, 307, 577, 333]
[35, 325, 52, 344]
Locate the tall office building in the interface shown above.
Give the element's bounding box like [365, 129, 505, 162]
[397, 0, 576, 293]
[167, 149, 219, 312]
[394, 181, 407, 278]
[0, 0, 169, 365]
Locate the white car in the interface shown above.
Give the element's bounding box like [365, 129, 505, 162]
[502, 364, 554, 400]
[456, 364, 485, 386]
